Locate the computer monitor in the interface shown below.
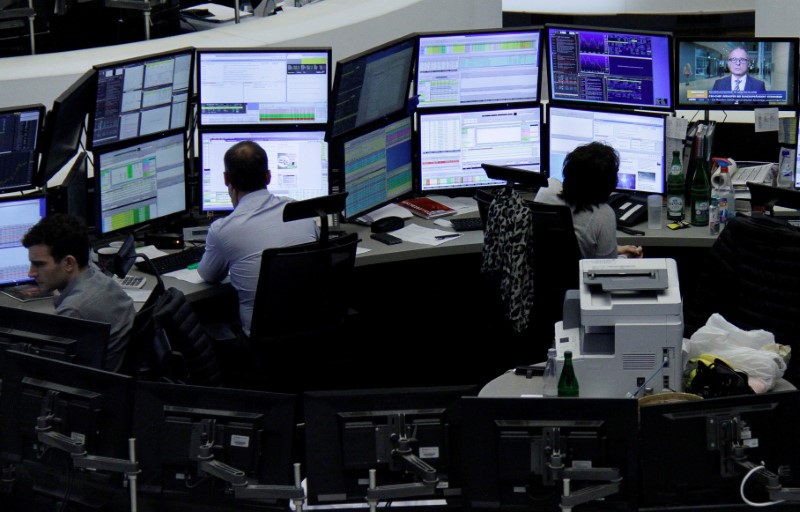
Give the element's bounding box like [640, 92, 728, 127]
[418, 105, 543, 194]
[197, 48, 331, 127]
[199, 129, 328, 212]
[676, 37, 798, 110]
[547, 105, 667, 194]
[639, 391, 800, 509]
[0, 194, 46, 288]
[416, 27, 543, 110]
[336, 116, 414, 221]
[546, 24, 673, 111]
[38, 69, 96, 185]
[328, 35, 417, 140]
[0, 103, 46, 194]
[303, 384, 479, 507]
[94, 131, 187, 236]
[0, 305, 110, 369]
[89, 47, 193, 149]
[0, 349, 135, 509]
[133, 380, 297, 507]
[460, 396, 639, 511]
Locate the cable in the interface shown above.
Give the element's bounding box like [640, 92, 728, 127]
[627, 357, 668, 398]
[739, 464, 785, 507]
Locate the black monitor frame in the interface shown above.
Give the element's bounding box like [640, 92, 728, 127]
[675, 36, 799, 111]
[415, 26, 544, 112]
[0, 103, 47, 194]
[38, 69, 96, 186]
[303, 384, 479, 507]
[459, 396, 639, 512]
[545, 23, 674, 112]
[327, 34, 418, 141]
[87, 47, 194, 151]
[132, 380, 299, 507]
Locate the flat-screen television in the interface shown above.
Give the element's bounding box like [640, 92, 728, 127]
[0, 349, 135, 510]
[0, 305, 110, 369]
[416, 27, 543, 110]
[676, 38, 799, 110]
[546, 25, 673, 111]
[197, 48, 331, 127]
[0, 103, 46, 194]
[328, 35, 417, 140]
[199, 129, 328, 212]
[38, 69, 96, 185]
[418, 105, 543, 193]
[303, 385, 479, 507]
[547, 105, 667, 195]
[89, 47, 193, 149]
[460, 396, 639, 511]
[94, 131, 187, 236]
[640, 391, 800, 509]
[0, 194, 46, 287]
[133, 380, 297, 507]
[337, 116, 414, 221]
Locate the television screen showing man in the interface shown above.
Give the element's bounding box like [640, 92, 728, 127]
[709, 47, 765, 104]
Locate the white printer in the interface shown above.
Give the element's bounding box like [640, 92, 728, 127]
[554, 258, 684, 398]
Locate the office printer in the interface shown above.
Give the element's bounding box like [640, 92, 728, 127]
[554, 258, 683, 398]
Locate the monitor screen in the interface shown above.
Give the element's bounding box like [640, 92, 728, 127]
[89, 48, 193, 149]
[197, 48, 331, 127]
[460, 396, 639, 511]
[303, 385, 479, 507]
[133, 380, 297, 506]
[199, 130, 328, 212]
[0, 103, 46, 194]
[640, 391, 800, 509]
[0, 305, 110, 369]
[339, 116, 414, 221]
[38, 69, 96, 185]
[329, 35, 416, 140]
[0, 349, 134, 509]
[0, 194, 46, 287]
[94, 131, 187, 235]
[548, 105, 666, 194]
[676, 38, 798, 110]
[418, 106, 543, 193]
[416, 28, 542, 109]
[547, 25, 673, 111]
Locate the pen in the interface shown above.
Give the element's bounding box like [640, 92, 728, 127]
[435, 234, 461, 240]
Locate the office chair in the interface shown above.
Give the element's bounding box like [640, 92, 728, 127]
[0, 0, 36, 55]
[684, 214, 800, 387]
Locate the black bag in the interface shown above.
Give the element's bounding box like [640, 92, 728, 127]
[685, 357, 754, 399]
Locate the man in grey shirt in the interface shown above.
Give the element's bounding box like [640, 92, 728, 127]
[23, 214, 136, 372]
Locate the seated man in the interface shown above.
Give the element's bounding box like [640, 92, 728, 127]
[22, 214, 136, 372]
[197, 140, 318, 336]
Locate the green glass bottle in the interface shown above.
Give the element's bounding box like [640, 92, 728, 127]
[557, 350, 579, 397]
[666, 151, 685, 221]
[690, 158, 710, 227]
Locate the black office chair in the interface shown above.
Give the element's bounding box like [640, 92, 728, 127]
[0, 0, 36, 55]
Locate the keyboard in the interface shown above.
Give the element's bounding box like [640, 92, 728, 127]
[135, 245, 205, 275]
[450, 217, 483, 232]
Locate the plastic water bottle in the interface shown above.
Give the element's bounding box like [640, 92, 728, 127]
[542, 348, 558, 397]
[778, 148, 794, 188]
[557, 350, 579, 397]
[709, 194, 720, 235]
[717, 166, 735, 231]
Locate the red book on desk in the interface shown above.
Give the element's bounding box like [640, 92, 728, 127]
[398, 197, 457, 220]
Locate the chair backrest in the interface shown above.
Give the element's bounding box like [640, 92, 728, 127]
[249, 231, 359, 342]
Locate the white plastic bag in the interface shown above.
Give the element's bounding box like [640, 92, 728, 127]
[684, 313, 790, 392]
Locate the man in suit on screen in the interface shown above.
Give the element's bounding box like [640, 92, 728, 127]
[711, 47, 766, 94]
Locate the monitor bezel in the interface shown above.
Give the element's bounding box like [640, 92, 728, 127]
[327, 34, 418, 142]
[196, 46, 332, 130]
[545, 103, 668, 196]
[86, 47, 195, 151]
[674, 36, 800, 111]
[38, 69, 97, 187]
[0, 103, 47, 195]
[415, 26, 544, 112]
[545, 23, 674, 113]
[92, 129, 189, 237]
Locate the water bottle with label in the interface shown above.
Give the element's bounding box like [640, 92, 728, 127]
[778, 148, 794, 188]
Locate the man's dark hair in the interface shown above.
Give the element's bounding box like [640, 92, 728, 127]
[21, 213, 90, 267]
[559, 141, 620, 213]
[224, 140, 269, 192]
